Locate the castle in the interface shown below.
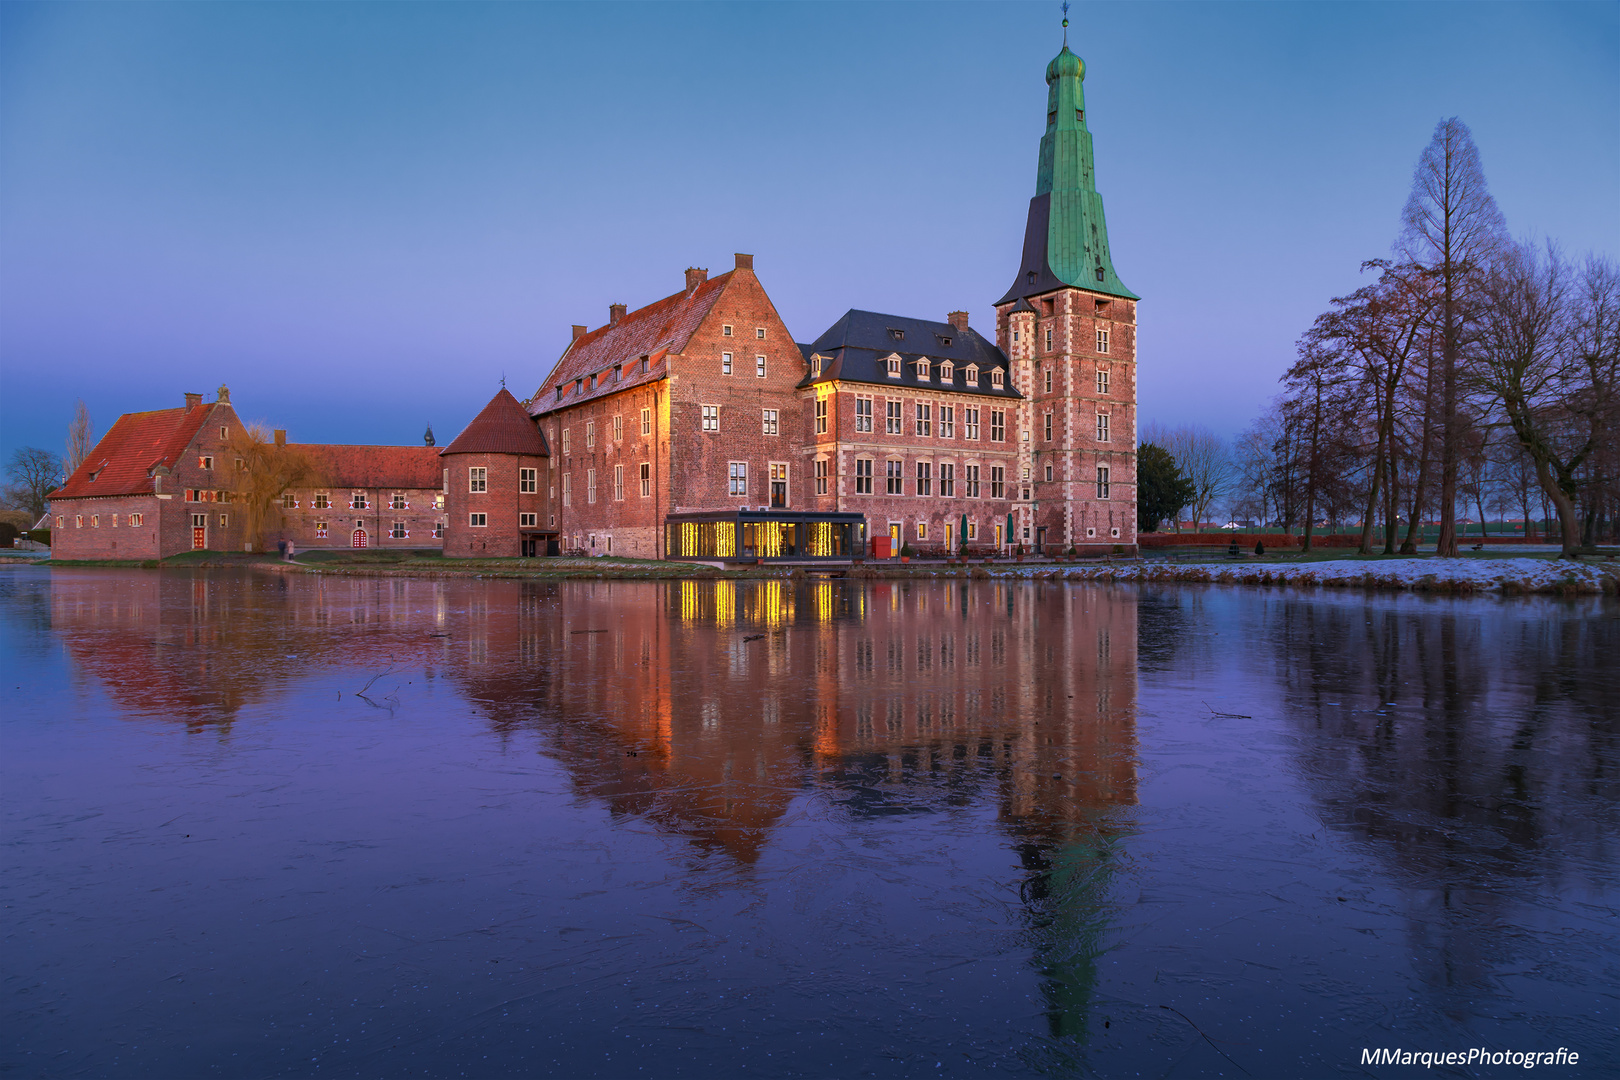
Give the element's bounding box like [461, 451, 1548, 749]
[49, 38, 1138, 563]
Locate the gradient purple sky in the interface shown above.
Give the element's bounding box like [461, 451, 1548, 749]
[3, 1, 1616, 465]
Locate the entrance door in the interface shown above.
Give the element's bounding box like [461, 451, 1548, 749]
[522, 538, 537, 558]
[888, 522, 900, 557]
[945, 523, 954, 552]
[769, 463, 788, 508]
[994, 523, 1004, 548]
[1036, 526, 1047, 554]
[191, 514, 206, 550]
[352, 528, 368, 548]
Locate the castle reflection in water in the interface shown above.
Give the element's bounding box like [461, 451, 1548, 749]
[46, 570, 1140, 865]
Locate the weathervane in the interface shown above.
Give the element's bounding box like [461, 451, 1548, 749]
[1062, 2, 1069, 46]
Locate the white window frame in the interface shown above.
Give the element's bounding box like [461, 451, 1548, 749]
[639, 461, 651, 497]
[586, 420, 595, 449]
[815, 458, 828, 495]
[722, 352, 733, 375]
[990, 369, 1004, 388]
[855, 458, 873, 494]
[1096, 413, 1111, 442]
[755, 355, 766, 378]
[391, 521, 408, 539]
[814, 398, 828, 434]
[728, 461, 747, 497]
[520, 468, 537, 493]
[587, 468, 597, 504]
[1097, 328, 1111, 354]
[939, 462, 954, 497]
[964, 407, 980, 441]
[939, 361, 953, 380]
[469, 468, 486, 493]
[915, 461, 931, 496]
[614, 464, 624, 501]
[964, 364, 979, 384]
[965, 464, 980, 498]
[886, 459, 904, 495]
[916, 358, 931, 381]
[1097, 368, 1110, 395]
[702, 405, 719, 432]
[762, 409, 779, 435]
[990, 410, 1006, 442]
[885, 400, 903, 435]
[855, 397, 873, 433]
[641, 407, 652, 435]
[886, 354, 902, 378]
[469, 513, 488, 527]
[915, 403, 931, 437]
[755, 327, 766, 339]
[613, 415, 623, 441]
[520, 512, 538, 528]
[1096, 466, 1111, 499]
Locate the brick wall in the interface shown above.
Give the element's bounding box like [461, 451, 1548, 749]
[265, 485, 446, 550]
[538, 381, 665, 557]
[442, 452, 550, 558]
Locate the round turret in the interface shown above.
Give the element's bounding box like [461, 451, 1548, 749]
[1046, 45, 1084, 83]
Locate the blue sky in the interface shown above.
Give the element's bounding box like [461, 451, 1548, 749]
[2, 1, 1616, 466]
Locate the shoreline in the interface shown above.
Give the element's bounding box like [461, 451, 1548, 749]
[12, 551, 1617, 597]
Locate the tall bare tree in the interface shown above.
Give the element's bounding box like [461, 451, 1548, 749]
[65, 400, 94, 478]
[226, 425, 321, 553]
[4, 447, 62, 520]
[1398, 117, 1507, 557]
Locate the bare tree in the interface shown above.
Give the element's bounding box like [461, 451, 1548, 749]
[226, 425, 322, 553]
[1398, 117, 1508, 557]
[4, 447, 62, 521]
[1144, 423, 1231, 531]
[65, 400, 94, 478]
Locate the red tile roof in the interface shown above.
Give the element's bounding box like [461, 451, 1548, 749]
[529, 272, 733, 416]
[293, 444, 445, 490]
[50, 404, 215, 500]
[441, 388, 550, 456]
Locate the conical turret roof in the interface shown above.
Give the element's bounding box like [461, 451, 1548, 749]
[441, 388, 549, 456]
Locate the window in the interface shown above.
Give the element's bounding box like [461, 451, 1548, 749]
[199, 455, 213, 470]
[433, 493, 444, 510]
[990, 411, 1006, 441]
[55, 515, 63, 528]
[351, 492, 368, 510]
[886, 460, 903, 495]
[886, 355, 902, 378]
[587, 468, 597, 504]
[940, 361, 954, 381]
[613, 365, 622, 384]
[723, 324, 733, 337]
[586, 421, 595, 449]
[885, 400, 902, 434]
[1044, 464, 1054, 482]
[855, 458, 873, 494]
[235, 457, 245, 472]
[916, 359, 931, 381]
[965, 364, 979, 384]
[469, 513, 487, 527]
[92, 515, 100, 528]
[315, 521, 328, 538]
[939, 463, 955, 497]
[815, 398, 828, 434]
[220, 426, 228, 440]
[218, 514, 228, 527]
[755, 327, 765, 339]
[562, 429, 571, 454]
[561, 473, 573, 506]
[916, 462, 932, 496]
[641, 408, 651, 435]
[613, 415, 623, 441]
[756, 356, 766, 378]
[391, 521, 407, 539]
[614, 464, 624, 501]
[75, 515, 83, 528]
[1096, 466, 1111, 499]
[1044, 413, 1053, 441]
[964, 408, 980, 440]
[640, 462, 651, 497]
[990, 466, 1005, 499]
[282, 493, 297, 509]
[728, 462, 747, 496]
[916, 521, 928, 540]
[1097, 369, 1110, 395]
[469, 468, 486, 493]
[1097, 328, 1111, 354]
[815, 459, 828, 495]
[392, 493, 407, 509]
[520, 468, 537, 493]
[314, 492, 330, 509]
[888, 328, 905, 341]
[520, 513, 537, 528]
[939, 406, 954, 439]
[702, 405, 719, 432]
[915, 403, 931, 437]
[855, 397, 873, 432]
[965, 464, 980, 498]
[639, 357, 649, 374]
[967, 520, 978, 540]
[433, 521, 444, 539]
[1096, 413, 1110, 442]
[810, 355, 822, 378]
[1044, 369, 1053, 394]
[722, 352, 733, 375]
[130, 513, 143, 527]
[762, 409, 779, 435]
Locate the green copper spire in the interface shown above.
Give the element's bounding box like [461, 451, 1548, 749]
[998, 36, 1137, 304]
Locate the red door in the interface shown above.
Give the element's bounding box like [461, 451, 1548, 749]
[352, 529, 368, 548]
[192, 527, 206, 550]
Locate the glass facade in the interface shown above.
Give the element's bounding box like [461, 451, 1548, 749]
[664, 511, 866, 562]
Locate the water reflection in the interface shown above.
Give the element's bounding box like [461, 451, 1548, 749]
[10, 568, 1616, 1076]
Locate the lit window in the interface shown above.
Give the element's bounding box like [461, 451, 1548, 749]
[520, 468, 537, 493]
[728, 462, 747, 496]
[1096, 413, 1110, 442]
[468, 468, 486, 493]
[702, 405, 719, 432]
[218, 514, 228, 527]
[967, 520, 978, 539]
[755, 355, 766, 378]
[917, 521, 927, 540]
[315, 521, 328, 538]
[855, 397, 873, 432]
[762, 409, 778, 435]
[855, 458, 873, 494]
[469, 513, 487, 527]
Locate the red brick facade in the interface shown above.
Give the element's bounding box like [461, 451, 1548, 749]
[265, 444, 447, 552]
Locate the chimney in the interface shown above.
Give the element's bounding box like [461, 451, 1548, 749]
[947, 311, 971, 332]
[571, 324, 588, 341]
[273, 429, 286, 448]
[734, 253, 754, 271]
[216, 384, 231, 404]
[184, 392, 203, 409]
[609, 303, 627, 326]
[685, 266, 709, 293]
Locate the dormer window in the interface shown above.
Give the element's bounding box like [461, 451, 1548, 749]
[613, 365, 622, 382]
[556, 386, 564, 401]
[1047, 111, 1057, 127]
[965, 364, 979, 384]
[886, 354, 902, 378]
[1027, 271, 1037, 285]
[887, 328, 904, 341]
[939, 361, 954, 381]
[810, 355, 822, 378]
[640, 357, 649, 374]
[588, 374, 596, 390]
[990, 370, 1005, 389]
[574, 378, 583, 395]
[915, 358, 931, 381]
[1096, 267, 1106, 282]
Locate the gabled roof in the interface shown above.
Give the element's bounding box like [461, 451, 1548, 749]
[529, 272, 733, 416]
[797, 310, 1021, 399]
[442, 388, 550, 456]
[294, 444, 447, 489]
[50, 403, 216, 500]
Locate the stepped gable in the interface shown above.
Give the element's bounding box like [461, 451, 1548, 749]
[798, 309, 1020, 399]
[530, 272, 732, 416]
[292, 444, 445, 489]
[441, 388, 549, 456]
[50, 403, 214, 499]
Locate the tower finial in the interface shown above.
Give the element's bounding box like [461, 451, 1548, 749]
[1062, 2, 1069, 46]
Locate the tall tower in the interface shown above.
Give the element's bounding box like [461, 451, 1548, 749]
[995, 35, 1138, 552]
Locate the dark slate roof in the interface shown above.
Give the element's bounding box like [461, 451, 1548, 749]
[443, 389, 551, 456]
[529, 273, 732, 417]
[50, 403, 217, 500]
[796, 310, 1021, 399]
[294, 444, 446, 489]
